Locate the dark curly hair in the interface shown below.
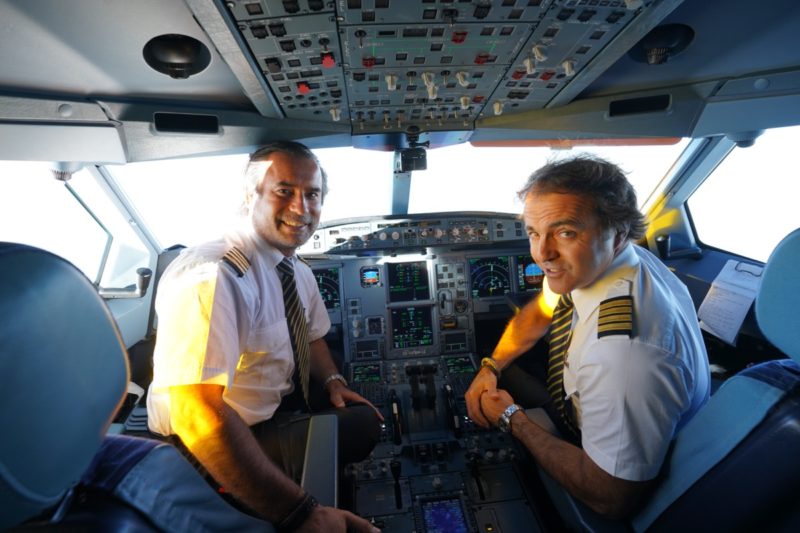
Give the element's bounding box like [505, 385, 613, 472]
[517, 154, 647, 241]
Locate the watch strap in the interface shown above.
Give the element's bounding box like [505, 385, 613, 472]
[323, 373, 347, 389]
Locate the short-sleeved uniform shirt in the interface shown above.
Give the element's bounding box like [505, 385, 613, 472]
[557, 243, 710, 481]
[147, 223, 330, 435]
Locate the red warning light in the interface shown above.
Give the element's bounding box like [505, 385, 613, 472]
[472, 95, 485, 103]
[451, 31, 468, 44]
[321, 52, 335, 68]
[362, 56, 376, 69]
[540, 71, 555, 81]
[297, 82, 311, 94]
[474, 53, 490, 65]
[511, 70, 525, 80]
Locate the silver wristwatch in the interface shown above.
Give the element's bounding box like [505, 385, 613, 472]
[498, 404, 523, 433]
[323, 373, 348, 389]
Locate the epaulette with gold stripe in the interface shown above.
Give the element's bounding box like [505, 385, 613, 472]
[598, 295, 634, 338]
[221, 247, 251, 277]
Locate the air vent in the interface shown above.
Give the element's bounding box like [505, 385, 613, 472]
[608, 95, 670, 117]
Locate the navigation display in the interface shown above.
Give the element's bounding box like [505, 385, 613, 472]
[388, 261, 430, 303]
[516, 255, 544, 292]
[312, 267, 341, 310]
[469, 256, 512, 298]
[390, 306, 434, 349]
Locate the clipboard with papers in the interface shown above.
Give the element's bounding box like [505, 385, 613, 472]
[698, 260, 764, 345]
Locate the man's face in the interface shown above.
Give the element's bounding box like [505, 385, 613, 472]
[523, 190, 622, 295]
[250, 152, 323, 256]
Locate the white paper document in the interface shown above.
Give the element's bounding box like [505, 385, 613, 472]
[698, 260, 763, 345]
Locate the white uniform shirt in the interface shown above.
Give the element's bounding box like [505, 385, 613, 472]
[557, 243, 710, 481]
[147, 222, 331, 435]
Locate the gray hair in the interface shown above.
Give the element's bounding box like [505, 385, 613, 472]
[518, 154, 647, 241]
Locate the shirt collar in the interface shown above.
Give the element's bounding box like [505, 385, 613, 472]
[234, 218, 296, 270]
[572, 242, 639, 322]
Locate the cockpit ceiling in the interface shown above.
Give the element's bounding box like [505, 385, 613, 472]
[2, 0, 800, 158]
[218, 0, 676, 135]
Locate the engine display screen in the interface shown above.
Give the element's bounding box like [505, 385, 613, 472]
[421, 497, 469, 533]
[469, 256, 512, 298]
[516, 254, 544, 291]
[312, 267, 341, 310]
[390, 306, 434, 349]
[388, 261, 430, 303]
[352, 363, 382, 384]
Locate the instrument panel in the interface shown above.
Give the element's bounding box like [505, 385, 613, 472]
[310, 243, 543, 364]
[305, 215, 547, 532]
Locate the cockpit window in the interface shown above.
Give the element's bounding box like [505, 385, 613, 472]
[410, 141, 690, 215]
[688, 124, 800, 262]
[0, 162, 108, 281]
[111, 141, 687, 249]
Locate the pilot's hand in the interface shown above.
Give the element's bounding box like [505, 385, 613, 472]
[327, 380, 385, 421]
[479, 388, 515, 428]
[465, 367, 498, 428]
[297, 505, 380, 533]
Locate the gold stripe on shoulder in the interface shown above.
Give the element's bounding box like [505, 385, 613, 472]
[221, 247, 251, 277]
[598, 295, 633, 338]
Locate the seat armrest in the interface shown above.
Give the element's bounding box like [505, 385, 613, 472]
[300, 414, 338, 507]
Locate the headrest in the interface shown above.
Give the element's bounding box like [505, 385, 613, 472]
[756, 228, 800, 362]
[0, 243, 129, 528]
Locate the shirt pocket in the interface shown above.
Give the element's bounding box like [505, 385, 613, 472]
[234, 319, 294, 388]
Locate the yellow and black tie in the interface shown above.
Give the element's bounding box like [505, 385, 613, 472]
[546, 293, 581, 441]
[277, 258, 311, 407]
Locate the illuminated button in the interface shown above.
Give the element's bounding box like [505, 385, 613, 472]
[451, 31, 468, 44]
[322, 52, 336, 68]
[297, 82, 311, 94]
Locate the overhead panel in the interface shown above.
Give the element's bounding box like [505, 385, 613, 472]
[233, 2, 349, 123]
[338, 0, 550, 133]
[219, 0, 665, 136]
[497, 0, 637, 110]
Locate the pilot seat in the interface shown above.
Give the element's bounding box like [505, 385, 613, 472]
[0, 242, 333, 531]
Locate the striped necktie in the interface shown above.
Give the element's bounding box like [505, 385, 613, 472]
[547, 293, 581, 441]
[276, 258, 311, 406]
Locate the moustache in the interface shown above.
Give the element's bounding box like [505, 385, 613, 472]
[281, 217, 312, 225]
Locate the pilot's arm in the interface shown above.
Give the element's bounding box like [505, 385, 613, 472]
[465, 291, 554, 426]
[170, 384, 379, 532]
[308, 338, 383, 419]
[480, 389, 655, 519]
